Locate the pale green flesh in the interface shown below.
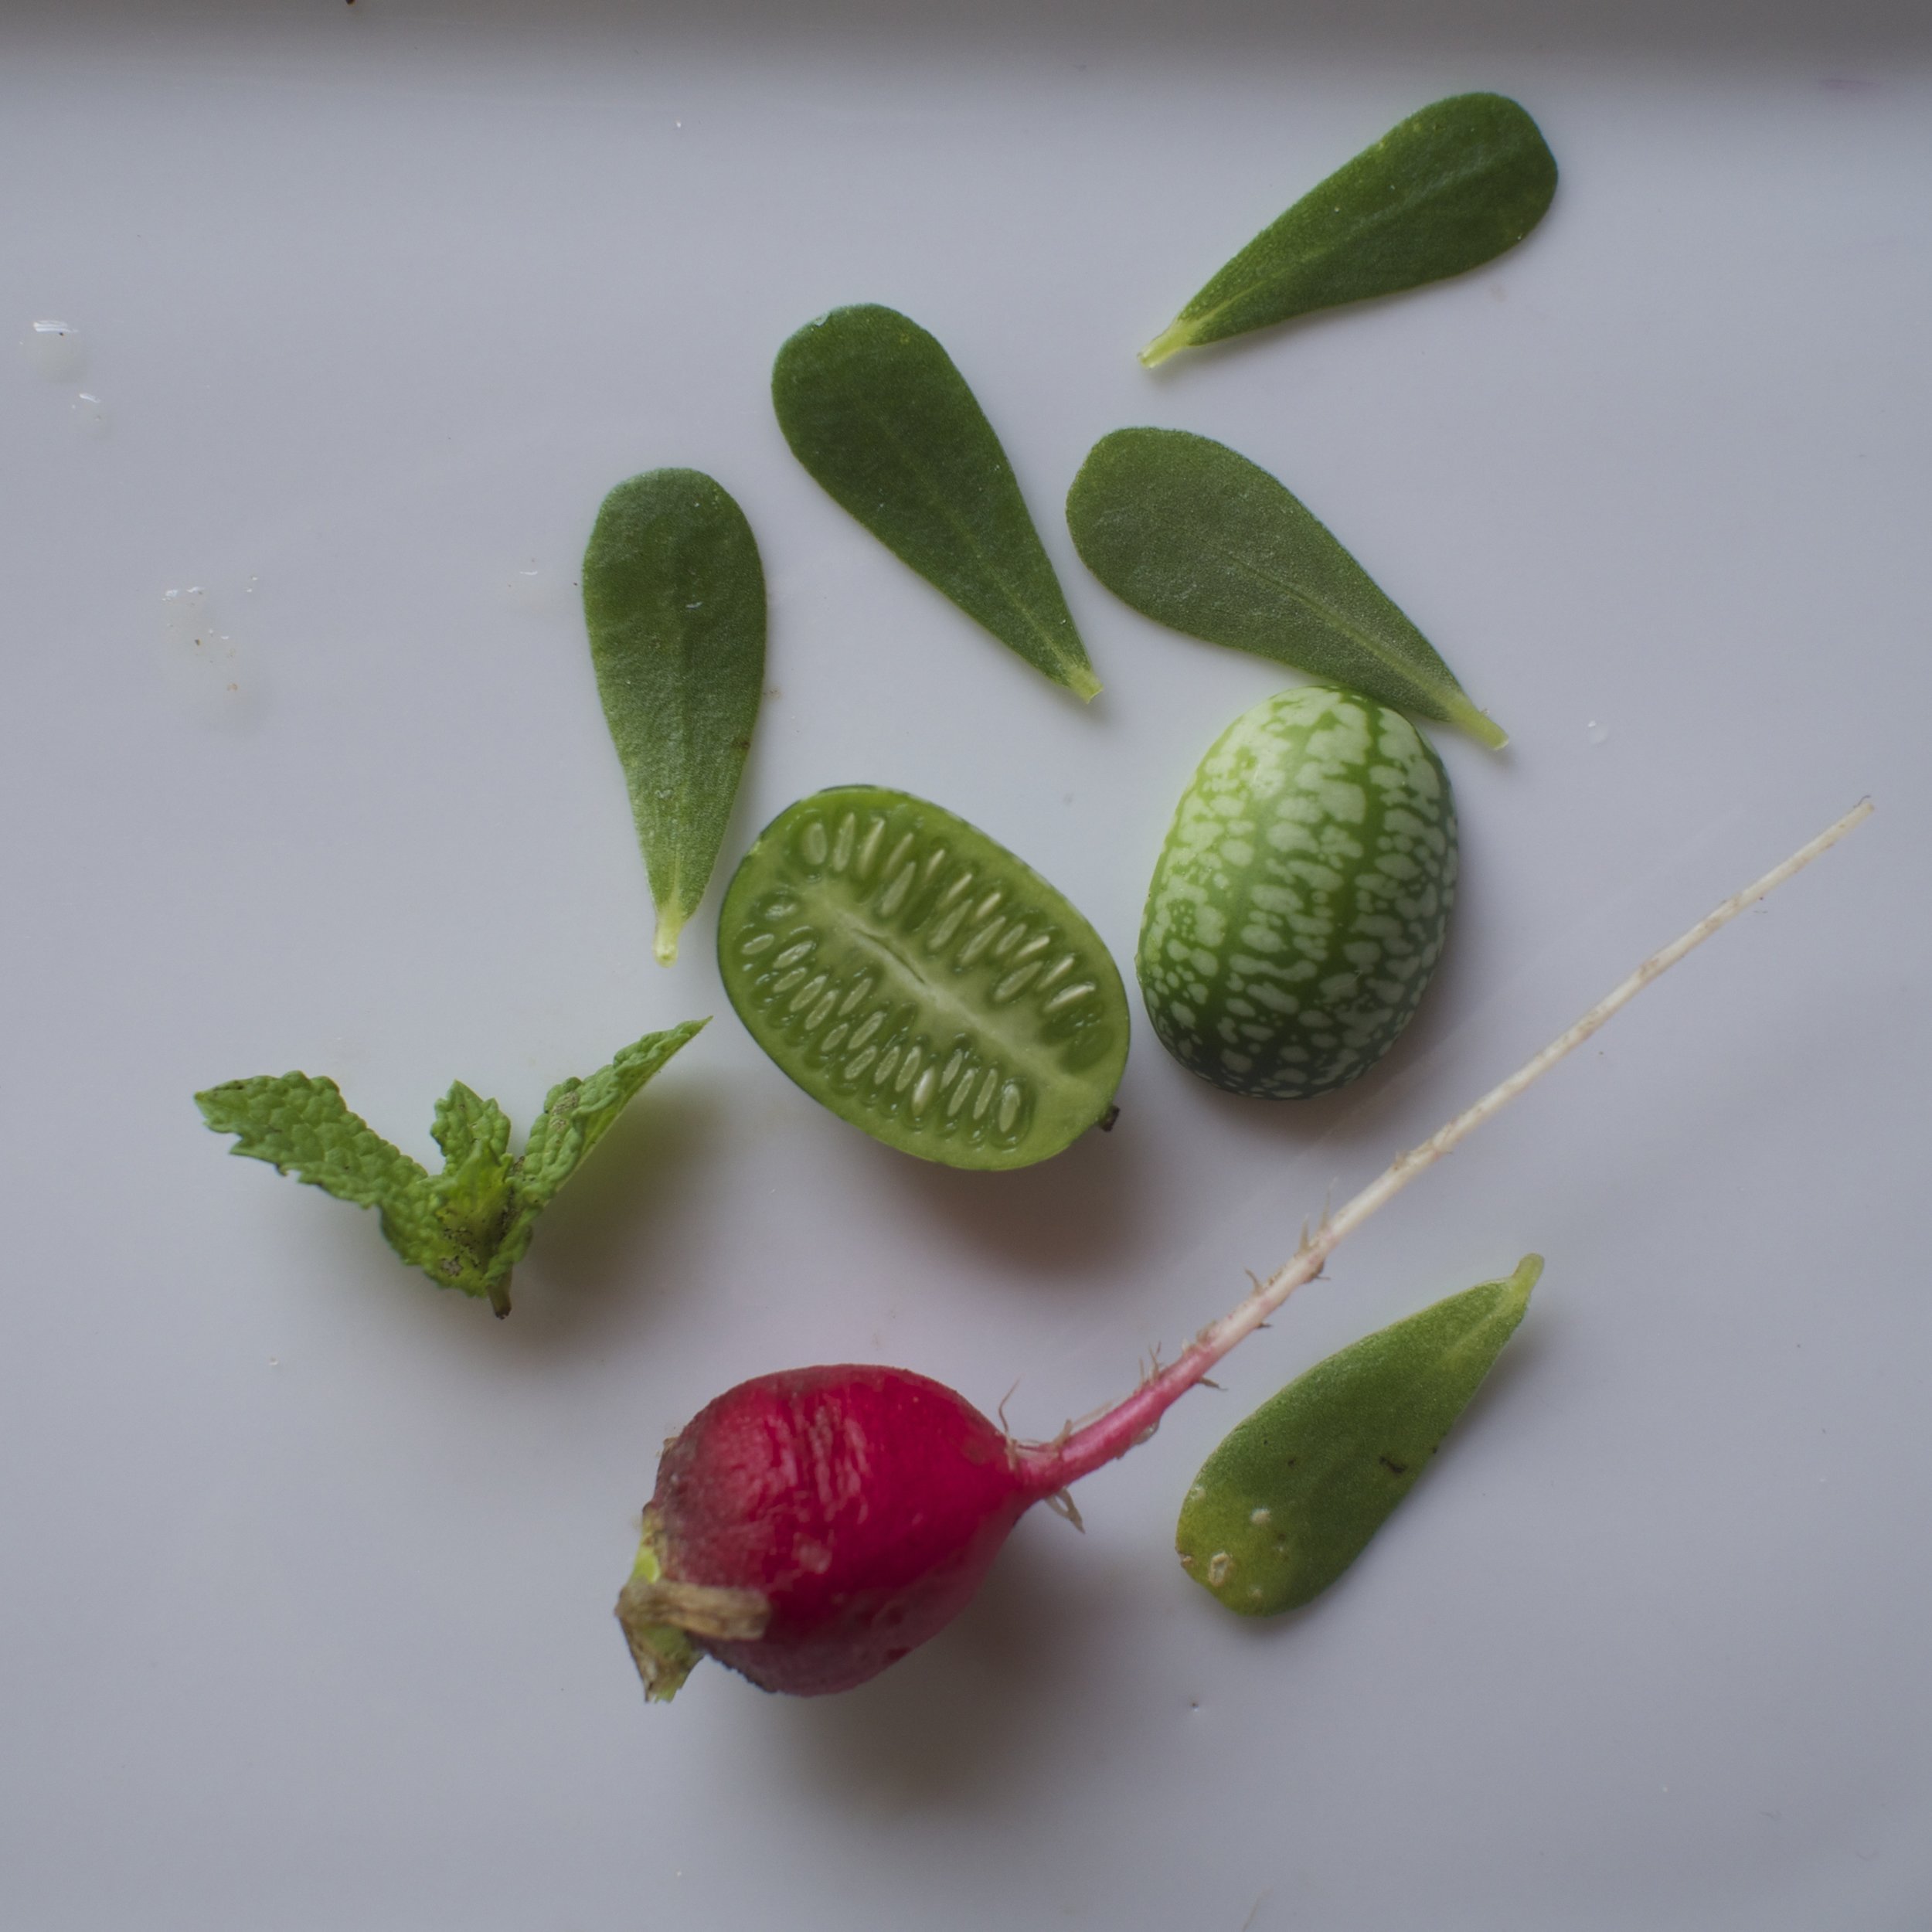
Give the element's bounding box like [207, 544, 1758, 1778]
[719, 787, 1129, 1169]
[1138, 687, 1456, 1098]
[1177, 1257, 1541, 1614]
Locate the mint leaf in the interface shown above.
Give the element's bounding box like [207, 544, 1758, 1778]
[517, 1019, 707, 1213]
[196, 1019, 708, 1316]
[483, 1018, 710, 1309]
[194, 1073, 440, 1266]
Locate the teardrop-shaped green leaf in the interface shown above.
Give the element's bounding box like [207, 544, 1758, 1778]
[583, 470, 767, 964]
[772, 304, 1098, 700]
[1177, 1255, 1541, 1615]
[1141, 92, 1557, 366]
[1066, 427, 1505, 747]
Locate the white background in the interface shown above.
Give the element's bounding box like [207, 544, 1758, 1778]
[3, 3, 1928, 1926]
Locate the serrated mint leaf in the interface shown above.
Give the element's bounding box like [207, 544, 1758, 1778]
[423, 1082, 519, 1313]
[431, 1080, 511, 1172]
[195, 1073, 440, 1266]
[516, 1019, 708, 1213]
[197, 1019, 708, 1317]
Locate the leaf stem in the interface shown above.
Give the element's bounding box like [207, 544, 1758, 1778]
[1138, 318, 1195, 368]
[652, 906, 682, 967]
[1018, 799, 1872, 1493]
[1449, 696, 1509, 750]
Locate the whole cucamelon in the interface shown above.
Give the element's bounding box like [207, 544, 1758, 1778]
[719, 787, 1129, 1169]
[1138, 686, 1455, 1098]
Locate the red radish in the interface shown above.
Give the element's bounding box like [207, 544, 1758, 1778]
[618, 806, 1868, 1701]
[641, 1366, 1034, 1697]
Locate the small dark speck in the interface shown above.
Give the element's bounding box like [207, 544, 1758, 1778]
[1379, 1454, 1409, 1475]
[1062, 792, 1074, 804]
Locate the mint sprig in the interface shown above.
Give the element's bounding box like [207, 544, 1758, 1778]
[196, 1019, 706, 1316]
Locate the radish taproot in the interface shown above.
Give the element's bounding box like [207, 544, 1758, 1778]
[617, 804, 1869, 1700]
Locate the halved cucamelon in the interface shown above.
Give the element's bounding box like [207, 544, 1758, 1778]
[719, 787, 1129, 1168]
[1138, 686, 1456, 1099]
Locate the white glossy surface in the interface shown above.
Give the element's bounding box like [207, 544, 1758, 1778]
[3, 5, 1928, 1925]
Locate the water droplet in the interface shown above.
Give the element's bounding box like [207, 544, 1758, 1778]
[23, 318, 85, 379]
[1585, 719, 1610, 746]
[71, 391, 108, 437]
[502, 553, 574, 617]
[158, 584, 264, 726]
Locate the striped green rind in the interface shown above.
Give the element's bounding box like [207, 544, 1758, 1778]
[1176, 1257, 1541, 1614]
[1138, 687, 1456, 1099]
[719, 787, 1129, 1170]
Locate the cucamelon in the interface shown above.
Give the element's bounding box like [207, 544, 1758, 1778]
[720, 787, 1130, 1168]
[1138, 686, 1456, 1098]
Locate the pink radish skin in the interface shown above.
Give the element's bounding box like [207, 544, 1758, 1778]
[617, 806, 1869, 1701]
[649, 1366, 1037, 1697]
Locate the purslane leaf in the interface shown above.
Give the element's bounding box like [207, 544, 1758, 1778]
[1066, 427, 1505, 747]
[772, 304, 1099, 701]
[1176, 1255, 1541, 1615]
[196, 1019, 708, 1317]
[1141, 92, 1558, 366]
[583, 471, 767, 966]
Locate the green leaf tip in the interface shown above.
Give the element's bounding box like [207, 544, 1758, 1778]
[196, 1017, 708, 1315]
[583, 468, 766, 964]
[772, 303, 1099, 699]
[1177, 1254, 1541, 1616]
[1066, 427, 1504, 745]
[1137, 318, 1194, 369]
[1145, 92, 1557, 363]
[652, 907, 683, 967]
